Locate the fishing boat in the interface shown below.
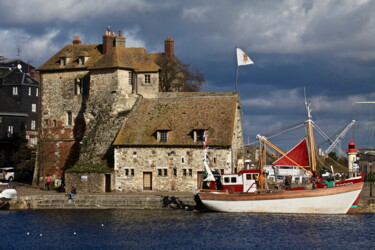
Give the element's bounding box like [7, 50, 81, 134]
[195, 101, 365, 214]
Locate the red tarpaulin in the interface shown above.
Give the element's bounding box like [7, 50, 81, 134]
[273, 138, 310, 167]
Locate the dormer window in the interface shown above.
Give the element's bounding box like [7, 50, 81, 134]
[193, 129, 205, 142]
[60, 57, 68, 66]
[78, 56, 85, 66]
[157, 130, 169, 143]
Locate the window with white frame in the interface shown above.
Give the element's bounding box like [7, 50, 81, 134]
[78, 56, 85, 66]
[74, 79, 83, 95]
[31, 120, 36, 130]
[194, 129, 205, 142]
[157, 130, 169, 143]
[28, 87, 32, 96]
[60, 57, 67, 66]
[12, 87, 18, 95]
[183, 168, 192, 177]
[7, 126, 13, 137]
[31, 104, 36, 112]
[145, 74, 151, 84]
[36, 88, 39, 97]
[181, 157, 186, 164]
[157, 168, 168, 177]
[125, 168, 135, 177]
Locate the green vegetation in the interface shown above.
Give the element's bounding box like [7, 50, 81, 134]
[66, 162, 112, 173]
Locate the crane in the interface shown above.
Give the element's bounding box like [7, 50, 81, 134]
[324, 120, 356, 155]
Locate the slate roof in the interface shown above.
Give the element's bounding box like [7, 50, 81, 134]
[113, 92, 239, 147]
[0, 68, 38, 86]
[38, 44, 160, 72]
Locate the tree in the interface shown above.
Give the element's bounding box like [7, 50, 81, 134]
[155, 56, 205, 92]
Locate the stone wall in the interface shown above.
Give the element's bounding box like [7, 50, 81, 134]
[114, 146, 232, 192]
[65, 172, 110, 193]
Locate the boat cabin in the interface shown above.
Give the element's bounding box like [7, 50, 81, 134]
[221, 169, 260, 193]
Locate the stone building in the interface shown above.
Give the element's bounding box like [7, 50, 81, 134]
[37, 28, 245, 192]
[37, 28, 172, 180]
[113, 92, 243, 192]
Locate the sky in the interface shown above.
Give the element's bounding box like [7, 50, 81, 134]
[1, 0, 375, 153]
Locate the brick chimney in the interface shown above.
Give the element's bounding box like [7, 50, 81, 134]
[164, 37, 174, 56]
[115, 30, 126, 48]
[72, 36, 81, 45]
[102, 27, 115, 54]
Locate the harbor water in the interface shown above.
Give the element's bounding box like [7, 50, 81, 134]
[1, 209, 374, 249]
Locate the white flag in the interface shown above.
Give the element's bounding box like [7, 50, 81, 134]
[236, 48, 254, 66]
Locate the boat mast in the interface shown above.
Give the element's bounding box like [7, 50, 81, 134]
[305, 99, 317, 172]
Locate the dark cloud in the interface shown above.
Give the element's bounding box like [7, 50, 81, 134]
[1, 0, 374, 150]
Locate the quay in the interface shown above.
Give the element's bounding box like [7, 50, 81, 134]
[2, 183, 375, 213]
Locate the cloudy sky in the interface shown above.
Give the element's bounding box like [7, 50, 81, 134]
[1, 0, 375, 152]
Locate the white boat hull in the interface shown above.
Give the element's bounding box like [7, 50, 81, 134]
[198, 183, 363, 214]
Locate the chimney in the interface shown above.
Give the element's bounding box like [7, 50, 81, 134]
[165, 37, 174, 57]
[115, 30, 126, 48]
[72, 36, 81, 45]
[30, 69, 41, 83]
[102, 27, 115, 54]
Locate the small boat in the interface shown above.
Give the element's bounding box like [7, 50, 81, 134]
[0, 188, 17, 200]
[196, 100, 365, 214]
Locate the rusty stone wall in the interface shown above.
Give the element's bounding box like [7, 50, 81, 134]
[114, 147, 233, 192]
[65, 172, 109, 193]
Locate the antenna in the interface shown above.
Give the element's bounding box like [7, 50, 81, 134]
[16, 47, 22, 58]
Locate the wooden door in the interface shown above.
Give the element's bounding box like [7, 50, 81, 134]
[197, 171, 204, 189]
[143, 172, 152, 190]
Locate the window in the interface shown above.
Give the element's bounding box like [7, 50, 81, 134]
[220, 169, 224, 175]
[78, 56, 85, 66]
[74, 79, 83, 95]
[28, 87, 32, 96]
[183, 169, 187, 176]
[31, 104, 36, 112]
[31, 120, 36, 130]
[188, 169, 192, 176]
[173, 168, 177, 176]
[7, 126, 13, 137]
[145, 74, 151, 84]
[0, 117, 2, 123]
[157, 130, 168, 143]
[194, 129, 205, 142]
[181, 157, 185, 164]
[231, 177, 237, 183]
[124, 168, 135, 177]
[67, 111, 72, 126]
[224, 177, 230, 183]
[128, 72, 132, 85]
[53, 120, 57, 128]
[44, 119, 49, 126]
[36, 88, 39, 97]
[60, 57, 67, 66]
[12, 87, 18, 95]
[157, 168, 168, 177]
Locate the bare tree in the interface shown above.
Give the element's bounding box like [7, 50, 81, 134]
[156, 56, 205, 92]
